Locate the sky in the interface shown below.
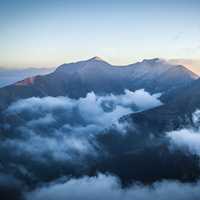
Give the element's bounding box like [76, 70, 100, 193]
[0, 0, 200, 71]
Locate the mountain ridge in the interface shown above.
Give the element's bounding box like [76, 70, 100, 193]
[120, 78, 200, 136]
[0, 57, 198, 110]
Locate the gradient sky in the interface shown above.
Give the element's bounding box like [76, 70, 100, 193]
[0, 0, 200, 68]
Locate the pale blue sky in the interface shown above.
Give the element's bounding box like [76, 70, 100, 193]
[0, 0, 200, 67]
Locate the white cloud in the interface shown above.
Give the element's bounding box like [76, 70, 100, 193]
[1, 127, 96, 163]
[26, 174, 200, 200]
[167, 128, 200, 156]
[6, 89, 162, 130]
[2, 89, 162, 167]
[6, 96, 75, 114]
[192, 110, 200, 126]
[167, 110, 200, 156]
[27, 113, 56, 127]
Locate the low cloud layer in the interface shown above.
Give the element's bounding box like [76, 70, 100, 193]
[7, 89, 161, 126]
[2, 89, 162, 163]
[26, 174, 200, 200]
[1, 91, 200, 200]
[167, 128, 200, 156]
[167, 110, 200, 156]
[0, 89, 162, 183]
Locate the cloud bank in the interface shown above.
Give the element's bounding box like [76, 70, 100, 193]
[167, 110, 200, 156]
[167, 128, 200, 156]
[1, 91, 200, 200]
[0, 89, 162, 181]
[7, 89, 162, 126]
[3, 89, 162, 162]
[26, 174, 200, 200]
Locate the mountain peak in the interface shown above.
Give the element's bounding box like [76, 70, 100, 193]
[89, 56, 105, 62]
[142, 58, 166, 64]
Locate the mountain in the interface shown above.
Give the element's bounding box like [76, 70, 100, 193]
[0, 57, 200, 187]
[0, 67, 54, 88]
[94, 78, 200, 184]
[169, 59, 200, 75]
[0, 57, 198, 110]
[122, 78, 200, 135]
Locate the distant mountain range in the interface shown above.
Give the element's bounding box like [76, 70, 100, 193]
[0, 67, 55, 88]
[0, 57, 198, 110]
